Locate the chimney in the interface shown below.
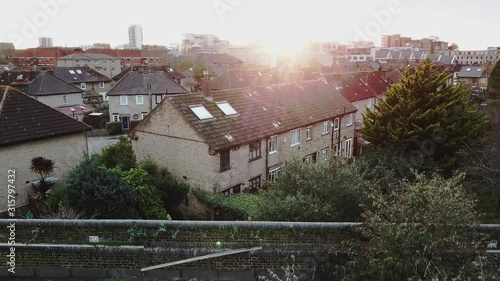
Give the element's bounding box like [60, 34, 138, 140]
[201, 78, 211, 99]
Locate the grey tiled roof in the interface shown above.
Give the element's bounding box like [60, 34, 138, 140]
[29, 72, 83, 96]
[456, 66, 485, 78]
[107, 71, 188, 96]
[0, 86, 90, 146]
[52, 67, 111, 83]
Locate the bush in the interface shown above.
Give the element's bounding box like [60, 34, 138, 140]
[100, 136, 137, 171]
[192, 188, 261, 220]
[106, 122, 124, 135]
[123, 167, 168, 220]
[139, 159, 189, 208]
[64, 154, 139, 219]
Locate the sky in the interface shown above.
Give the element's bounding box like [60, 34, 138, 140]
[1, 0, 499, 51]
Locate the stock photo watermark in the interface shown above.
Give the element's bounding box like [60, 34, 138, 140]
[353, 0, 403, 42]
[6, 169, 16, 274]
[213, 0, 244, 21]
[8, 0, 71, 47]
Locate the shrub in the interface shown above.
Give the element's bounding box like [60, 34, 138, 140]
[64, 154, 139, 219]
[100, 136, 137, 171]
[192, 188, 261, 220]
[105, 122, 124, 135]
[123, 167, 168, 220]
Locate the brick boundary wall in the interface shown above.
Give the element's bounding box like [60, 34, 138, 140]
[0, 220, 498, 280]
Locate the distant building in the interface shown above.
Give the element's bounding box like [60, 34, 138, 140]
[38, 37, 54, 48]
[128, 25, 143, 50]
[443, 48, 500, 65]
[93, 43, 111, 49]
[381, 34, 448, 54]
[181, 33, 227, 56]
[57, 53, 122, 78]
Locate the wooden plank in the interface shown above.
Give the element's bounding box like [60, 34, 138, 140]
[141, 246, 263, 272]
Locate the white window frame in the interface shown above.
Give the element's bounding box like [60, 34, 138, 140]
[268, 167, 282, 183]
[333, 118, 340, 131]
[319, 148, 328, 162]
[99, 81, 105, 88]
[141, 112, 148, 119]
[81, 83, 86, 90]
[306, 126, 313, 140]
[322, 121, 329, 135]
[120, 95, 128, 105]
[136, 95, 144, 105]
[290, 129, 301, 147]
[268, 135, 278, 154]
[112, 114, 119, 122]
[62, 95, 68, 104]
[345, 138, 352, 159]
[346, 114, 353, 127]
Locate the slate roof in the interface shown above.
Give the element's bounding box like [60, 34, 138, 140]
[439, 55, 456, 65]
[0, 71, 40, 86]
[338, 74, 377, 102]
[0, 86, 90, 146]
[197, 53, 243, 65]
[52, 67, 111, 84]
[375, 49, 390, 59]
[457, 66, 486, 78]
[210, 71, 249, 90]
[28, 72, 83, 96]
[112, 66, 185, 81]
[58, 53, 120, 60]
[164, 80, 356, 151]
[367, 72, 391, 95]
[107, 71, 188, 96]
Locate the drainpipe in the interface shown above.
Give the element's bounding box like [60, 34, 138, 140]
[338, 107, 345, 156]
[148, 84, 152, 113]
[265, 137, 269, 182]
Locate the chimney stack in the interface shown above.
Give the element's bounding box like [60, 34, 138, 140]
[201, 78, 211, 99]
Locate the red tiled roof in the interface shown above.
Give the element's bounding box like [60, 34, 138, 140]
[0, 86, 90, 146]
[166, 80, 356, 151]
[339, 74, 377, 102]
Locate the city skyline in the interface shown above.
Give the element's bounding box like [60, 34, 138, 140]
[1, 0, 499, 51]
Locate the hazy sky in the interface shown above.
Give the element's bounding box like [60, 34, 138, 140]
[1, 0, 499, 50]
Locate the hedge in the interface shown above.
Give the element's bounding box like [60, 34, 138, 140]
[106, 122, 124, 135]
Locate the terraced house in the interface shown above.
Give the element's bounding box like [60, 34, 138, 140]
[131, 79, 356, 195]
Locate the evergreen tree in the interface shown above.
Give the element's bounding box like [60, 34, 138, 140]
[362, 59, 488, 173]
[487, 59, 500, 99]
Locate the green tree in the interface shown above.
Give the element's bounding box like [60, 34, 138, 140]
[255, 158, 370, 222]
[122, 167, 168, 220]
[100, 136, 137, 171]
[342, 173, 496, 281]
[64, 154, 139, 219]
[362, 59, 488, 174]
[487, 59, 500, 99]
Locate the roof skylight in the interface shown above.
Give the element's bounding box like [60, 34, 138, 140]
[189, 105, 214, 120]
[76, 69, 83, 74]
[216, 101, 238, 116]
[68, 70, 76, 74]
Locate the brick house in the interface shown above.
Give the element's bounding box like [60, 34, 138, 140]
[0, 86, 90, 213]
[131, 79, 357, 195]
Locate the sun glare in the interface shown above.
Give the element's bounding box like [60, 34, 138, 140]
[261, 36, 306, 56]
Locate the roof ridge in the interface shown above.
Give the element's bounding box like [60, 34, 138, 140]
[0, 86, 8, 113]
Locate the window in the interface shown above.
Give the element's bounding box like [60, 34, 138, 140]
[62, 95, 68, 104]
[306, 126, 313, 140]
[333, 118, 340, 131]
[345, 138, 352, 159]
[136, 95, 144, 105]
[81, 83, 86, 90]
[220, 150, 230, 172]
[249, 141, 261, 161]
[216, 101, 238, 116]
[141, 112, 148, 119]
[99, 81, 105, 88]
[268, 136, 278, 154]
[322, 121, 329, 134]
[112, 114, 119, 122]
[155, 95, 162, 104]
[268, 167, 282, 183]
[120, 95, 128, 105]
[223, 184, 241, 197]
[346, 114, 353, 127]
[303, 153, 317, 164]
[189, 105, 214, 120]
[290, 129, 300, 146]
[248, 176, 261, 192]
[333, 143, 341, 157]
[319, 148, 328, 162]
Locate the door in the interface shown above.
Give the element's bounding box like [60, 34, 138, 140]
[122, 116, 130, 130]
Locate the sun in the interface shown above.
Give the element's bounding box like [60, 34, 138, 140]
[259, 35, 306, 57]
